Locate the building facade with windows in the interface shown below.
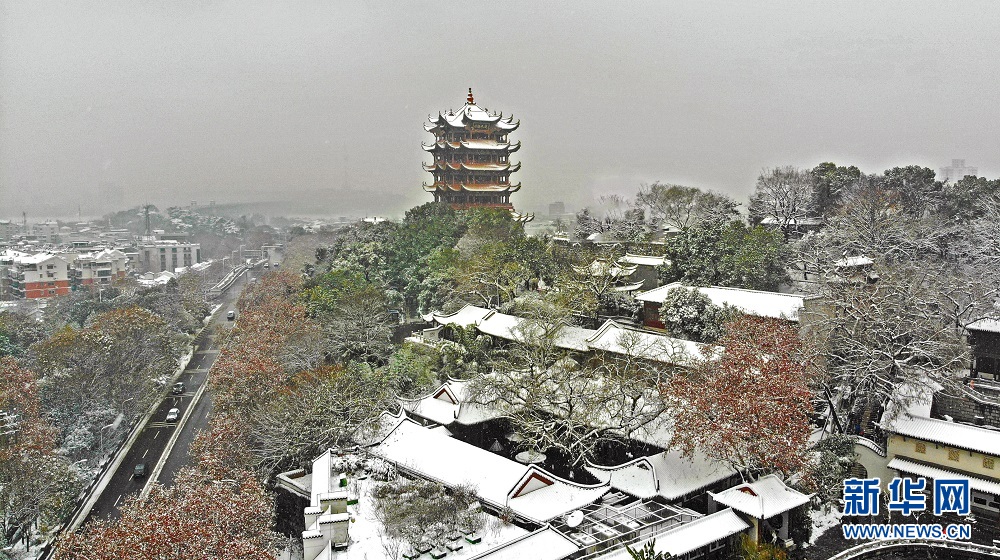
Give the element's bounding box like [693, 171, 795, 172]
[137, 241, 201, 273]
[883, 387, 1000, 520]
[7, 253, 71, 299]
[72, 249, 129, 288]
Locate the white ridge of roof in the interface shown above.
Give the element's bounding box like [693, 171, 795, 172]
[14, 253, 66, 265]
[427, 305, 715, 362]
[709, 474, 811, 519]
[467, 527, 578, 560]
[598, 509, 749, 559]
[636, 282, 805, 321]
[888, 457, 1000, 496]
[426, 304, 495, 327]
[399, 378, 503, 426]
[587, 449, 736, 501]
[884, 412, 1000, 457]
[586, 320, 712, 364]
[834, 256, 874, 267]
[368, 418, 607, 524]
[619, 253, 667, 267]
[967, 318, 1000, 334]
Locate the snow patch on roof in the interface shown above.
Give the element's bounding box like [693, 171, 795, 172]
[636, 282, 805, 321]
[710, 474, 811, 519]
[367, 418, 608, 524]
[587, 449, 736, 501]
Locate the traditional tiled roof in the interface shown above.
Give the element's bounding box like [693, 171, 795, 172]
[884, 412, 1000, 457]
[468, 527, 578, 560]
[709, 474, 811, 519]
[597, 509, 749, 559]
[426, 305, 714, 364]
[586, 449, 736, 501]
[425, 99, 519, 132]
[618, 253, 668, 267]
[636, 282, 806, 322]
[422, 182, 522, 193]
[888, 457, 1000, 496]
[423, 140, 522, 152]
[585, 320, 715, 364]
[399, 378, 502, 426]
[367, 418, 608, 524]
[967, 318, 1000, 334]
[423, 161, 520, 172]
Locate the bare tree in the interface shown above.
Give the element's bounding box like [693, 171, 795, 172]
[470, 299, 676, 466]
[748, 166, 815, 238]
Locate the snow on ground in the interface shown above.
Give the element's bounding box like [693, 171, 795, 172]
[808, 506, 843, 546]
[331, 477, 528, 560]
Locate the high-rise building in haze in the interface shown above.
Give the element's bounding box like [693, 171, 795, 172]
[939, 159, 978, 182]
[422, 89, 523, 213]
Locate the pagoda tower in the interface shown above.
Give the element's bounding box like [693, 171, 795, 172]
[423, 89, 525, 214]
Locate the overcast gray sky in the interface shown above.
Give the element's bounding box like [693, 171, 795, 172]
[2, 0, 998, 219]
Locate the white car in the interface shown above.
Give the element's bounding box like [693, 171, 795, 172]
[165, 408, 180, 422]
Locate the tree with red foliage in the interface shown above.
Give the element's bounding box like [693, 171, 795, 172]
[1, 358, 79, 544]
[665, 315, 817, 477]
[54, 467, 278, 560]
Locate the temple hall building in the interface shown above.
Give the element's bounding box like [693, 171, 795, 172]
[423, 89, 528, 217]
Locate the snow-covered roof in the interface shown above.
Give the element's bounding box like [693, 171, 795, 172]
[425, 97, 519, 132]
[572, 260, 637, 279]
[468, 527, 578, 560]
[586, 449, 736, 501]
[888, 457, 1000, 496]
[709, 474, 811, 519]
[636, 282, 805, 321]
[586, 320, 713, 364]
[598, 509, 749, 559]
[424, 304, 495, 327]
[618, 253, 667, 267]
[400, 379, 502, 426]
[884, 412, 1000, 457]
[427, 305, 709, 363]
[834, 256, 874, 267]
[367, 418, 608, 524]
[12, 253, 67, 265]
[137, 271, 177, 286]
[967, 318, 1000, 334]
[760, 216, 823, 226]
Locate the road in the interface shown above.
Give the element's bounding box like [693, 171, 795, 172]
[84, 268, 256, 521]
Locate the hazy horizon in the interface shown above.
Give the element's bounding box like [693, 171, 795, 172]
[3, 1, 999, 221]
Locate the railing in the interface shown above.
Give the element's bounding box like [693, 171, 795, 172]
[854, 436, 886, 457]
[829, 538, 1000, 560]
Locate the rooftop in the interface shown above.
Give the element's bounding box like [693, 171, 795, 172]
[596, 508, 750, 559]
[426, 305, 712, 363]
[367, 418, 609, 524]
[709, 474, 811, 519]
[586, 449, 736, 501]
[636, 282, 806, 321]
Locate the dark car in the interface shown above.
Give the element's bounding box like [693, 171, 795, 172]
[227, 310, 235, 321]
[171, 382, 184, 395]
[134, 463, 147, 479]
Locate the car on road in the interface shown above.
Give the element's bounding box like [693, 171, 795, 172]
[165, 408, 180, 422]
[263, 262, 270, 269]
[171, 382, 184, 395]
[134, 463, 147, 478]
[227, 310, 235, 321]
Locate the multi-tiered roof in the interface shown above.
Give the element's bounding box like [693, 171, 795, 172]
[423, 89, 524, 213]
